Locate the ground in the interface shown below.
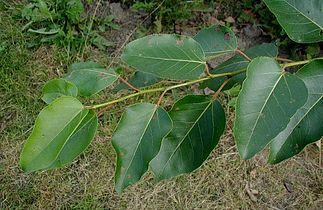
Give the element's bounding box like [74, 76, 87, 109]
[0, 1, 322, 209]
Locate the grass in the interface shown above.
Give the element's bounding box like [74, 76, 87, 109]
[1, 1, 322, 209]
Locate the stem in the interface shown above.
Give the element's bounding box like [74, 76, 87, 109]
[85, 69, 247, 110]
[155, 69, 246, 106]
[156, 77, 216, 106]
[235, 49, 252, 62]
[97, 105, 111, 117]
[213, 79, 231, 99]
[205, 63, 212, 76]
[118, 77, 140, 92]
[282, 59, 313, 69]
[84, 87, 165, 109]
[84, 57, 323, 111]
[276, 57, 293, 63]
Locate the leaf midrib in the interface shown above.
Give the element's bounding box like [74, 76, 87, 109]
[243, 72, 283, 156]
[28, 107, 86, 168]
[56, 112, 96, 163]
[158, 100, 212, 177]
[274, 95, 322, 152]
[129, 55, 206, 64]
[119, 105, 158, 187]
[69, 68, 117, 77]
[279, 0, 322, 30]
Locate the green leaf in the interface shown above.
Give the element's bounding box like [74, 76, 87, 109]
[112, 103, 172, 193]
[114, 71, 161, 92]
[92, 33, 114, 50]
[234, 57, 308, 159]
[66, 0, 84, 24]
[150, 95, 225, 181]
[65, 61, 118, 97]
[28, 28, 59, 35]
[121, 34, 206, 80]
[264, 0, 323, 43]
[223, 84, 241, 97]
[194, 25, 237, 58]
[212, 43, 278, 74]
[41, 79, 78, 104]
[201, 43, 278, 91]
[269, 60, 323, 164]
[47, 110, 98, 169]
[20, 96, 91, 172]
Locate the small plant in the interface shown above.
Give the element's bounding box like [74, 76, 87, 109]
[130, 0, 204, 32]
[20, 0, 322, 193]
[20, 0, 115, 57]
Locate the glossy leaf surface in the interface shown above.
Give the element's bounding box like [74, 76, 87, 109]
[65, 61, 118, 97]
[114, 71, 161, 92]
[20, 96, 89, 172]
[201, 43, 278, 91]
[150, 95, 225, 181]
[121, 34, 206, 80]
[112, 103, 172, 193]
[41, 79, 78, 104]
[234, 57, 308, 159]
[264, 0, 323, 43]
[194, 25, 237, 57]
[47, 110, 98, 169]
[269, 60, 323, 163]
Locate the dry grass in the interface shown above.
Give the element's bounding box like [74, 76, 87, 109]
[1, 102, 322, 209]
[1, 2, 322, 209]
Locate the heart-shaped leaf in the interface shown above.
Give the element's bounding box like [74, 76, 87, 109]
[201, 43, 278, 91]
[65, 61, 118, 97]
[264, 0, 323, 43]
[234, 57, 308, 159]
[121, 34, 206, 80]
[20, 96, 96, 172]
[150, 95, 225, 181]
[269, 60, 323, 164]
[194, 25, 237, 58]
[41, 79, 78, 104]
[112, 103, 172, 193]
[114, 71, 161, 92]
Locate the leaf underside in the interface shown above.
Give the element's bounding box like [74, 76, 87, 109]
[269, 60, 323, 164]
[65, 61, 118, 97]
[112, 103, 172, 193]
[234, 57, 308, 159]
[121, 34, 206, 80]
[20, 96, 97, 172]
[264, 0, 323, 43]
[150, 95, 225, 181]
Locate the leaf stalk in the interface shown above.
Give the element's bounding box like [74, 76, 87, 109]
[85, 57, 323, 110]
[86, 69, 246, 110]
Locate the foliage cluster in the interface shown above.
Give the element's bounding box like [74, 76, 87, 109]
[219, 0, 322, 60]
[19, 0, 323, 194]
